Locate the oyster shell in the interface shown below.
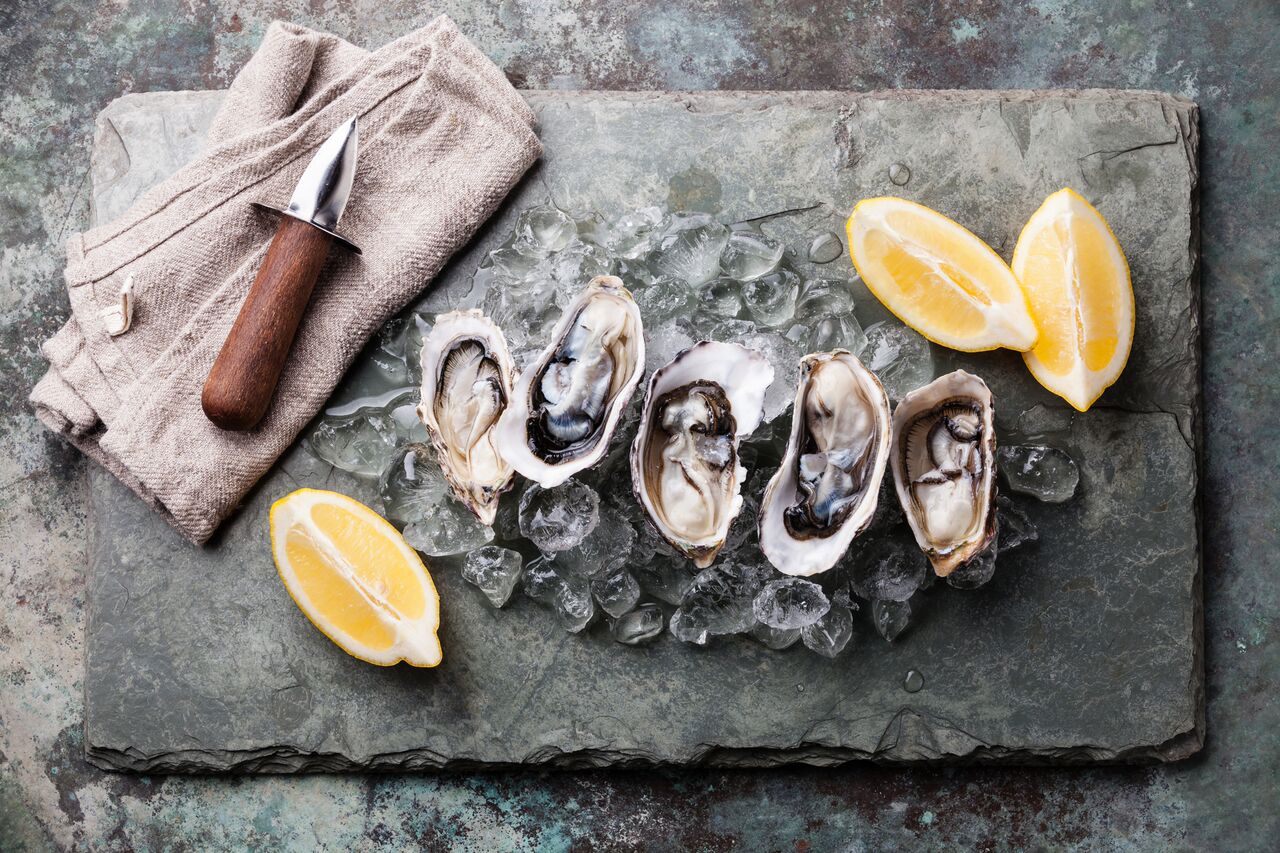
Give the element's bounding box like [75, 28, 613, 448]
[759, 350, 891, 576]
[494, 275, 645, 487]
[416, 310, 515, 525]
[630, 341, 773, 568]
[890, 370, 997, 576]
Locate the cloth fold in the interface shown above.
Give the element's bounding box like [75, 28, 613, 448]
[31, 18, 542, 544]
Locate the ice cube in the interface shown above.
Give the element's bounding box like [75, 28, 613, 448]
[795, 278, 857, 319]
[543, 499, 629, 579]
[644, 323, 697, 376]
[523, 556, 595, 632]
[720, 231, 784, 280]
[632, 275, 694, 323]
[741, 267, 800, 328]
[670, 561, 769, 640]
[668, 608, 709, 645]
[808, 312, 867, 356]
[806, 231, 844, 264]
[550, 241, 613, 287]
[649, 221, 730, 286]
[634, 555, 694, 604]
[945, 543, 997, 589]
[872, 598, 911, 642]
[308, 389, 417, 476]
[699, 277, 747, 319]
[518, 480, 601, 553]
[749, 621, 803, 650]
[607, 206, 664, 259]
[485, 246, 542, 279]
[379, 443, 448, 526]
[752, 578, 831, 630]
[513, 205, 576, 257]
[862, 321, 935, 401]
[463, 545, 524, 607]
[845, 535, 928, 602]
[997, 445, 1080, 503]
[401, 496, 495, 557]
[801, 603, 854, 658]
[591, 565, 641, 618]
[612, 603, 665, 645]
[741, 330, 803, 422]
[996, 495, 1039, 554]
[1014, 404, 1075, 440]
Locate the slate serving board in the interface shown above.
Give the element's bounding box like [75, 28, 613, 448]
[84, 89, 1201, 772]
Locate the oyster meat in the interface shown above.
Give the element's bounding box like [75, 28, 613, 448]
[631, 341, 773, 568]
[759, 350, 891, 576]
[890, 369, 997, 576]
[494, 275, 644, 487]
[416, 310, 515, 525]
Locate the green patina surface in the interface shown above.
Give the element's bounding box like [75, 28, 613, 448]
[0, 1, 1276, 850]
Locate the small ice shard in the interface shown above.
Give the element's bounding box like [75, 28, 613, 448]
[632, 275, 694, 323]
[463, 545, 524, 607]
[485, 246, 542, 279]
[997, 445, 1080, 503]
[872, 598, 911, 642]
[518, 480, 601, 553]
[308, 389, 417, 476]
[700, 277, 747, 319]
[996, 495, 1039, 554]
[513, 205, 576, 257]
[720, 231, 784, 280]
[670, 561, 769, 640]
[379, 443, 448, 526]
[1014, 404, 1075, 439]
[550, 241, 614, 287]
[612, 603, 665, 645]
[523, 557, 595, 632]
[808, 312, 867, 356]
[741, 267, 800, 327]
[591, 565, 641, 618]
[802, 603, 854, 658]
[945, 543, 997, 590]
[634, 556, 695, 604]
[862, 321, 935, 401]
[846, 537, 928, 602]
[649, 221, 730, 286]
[794, 278, 857, 319]
[749, 621, 803, 649]
[401, 496, 495, 556]
[753, 578, 831, 630]
[807, 231, 844, 264]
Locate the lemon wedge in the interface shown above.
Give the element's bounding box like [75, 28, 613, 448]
[1012, 188, 1133, 412]
[847, 197, 1038, 352]
[270, 489, 442, 667]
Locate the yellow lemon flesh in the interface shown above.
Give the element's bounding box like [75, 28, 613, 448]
[1011, 188, 1133, 412]
[270, 489, 442, 667]
[847, 197, 1038, 353]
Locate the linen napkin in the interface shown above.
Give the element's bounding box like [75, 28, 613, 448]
[30, 17, 542, 544]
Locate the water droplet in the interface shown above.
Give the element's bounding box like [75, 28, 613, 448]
[888, 163, 911, 186]
[806, 231, 844, 264]
[903, 669, 924, 692]
[796, 683, 806, 693]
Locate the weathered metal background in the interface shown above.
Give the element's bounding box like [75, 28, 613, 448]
[1, 1, 1276, 849]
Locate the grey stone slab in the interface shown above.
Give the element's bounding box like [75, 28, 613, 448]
[84, 89, 1200, 772]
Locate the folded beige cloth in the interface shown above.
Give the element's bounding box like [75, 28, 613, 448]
[31, 18, 541, 544]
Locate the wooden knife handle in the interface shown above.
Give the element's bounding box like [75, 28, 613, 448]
[202, 216, 334, 431]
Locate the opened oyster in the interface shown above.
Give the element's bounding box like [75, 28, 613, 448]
[494, 275, 645, 487]
[759, 350, 891, 576]
[631, 341, 773, 568]
[416, 310, 516, 525]
[890, 370, 997, 576]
